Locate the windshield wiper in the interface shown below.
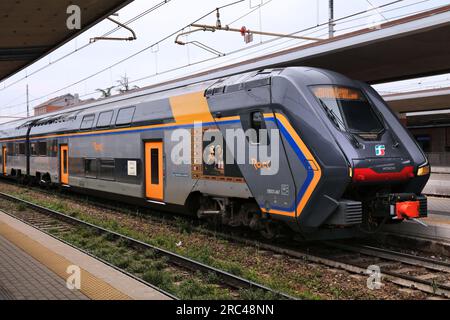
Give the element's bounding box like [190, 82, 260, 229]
[319, 100, 344, 128]
[319, 100, 361, 149]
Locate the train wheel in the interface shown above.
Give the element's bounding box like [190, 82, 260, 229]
[259, 220, 281, 240]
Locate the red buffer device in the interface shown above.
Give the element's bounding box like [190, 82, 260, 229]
[396, 201, 420, 219]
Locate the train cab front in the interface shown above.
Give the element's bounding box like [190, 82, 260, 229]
[311, 85, 431, 229]
[349, 159, 430, 225]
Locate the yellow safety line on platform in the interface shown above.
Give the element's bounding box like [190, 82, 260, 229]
[0, 222, 131, 300]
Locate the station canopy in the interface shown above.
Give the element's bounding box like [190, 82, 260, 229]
[384, 87, 450, 113]
[0, 0, 133, 82]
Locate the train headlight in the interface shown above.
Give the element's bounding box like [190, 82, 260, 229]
[417, 164, 430, 176]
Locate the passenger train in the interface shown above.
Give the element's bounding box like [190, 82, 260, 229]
[0, 67, 430, 239]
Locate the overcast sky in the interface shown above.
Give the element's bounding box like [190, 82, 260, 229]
[0, 0, 449, 122]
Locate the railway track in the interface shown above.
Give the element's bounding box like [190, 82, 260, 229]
[0, 191, 295, 300]
[317, 242, 450, 298]
[197, 230, 450, 298]
[1, 181, 450, 299]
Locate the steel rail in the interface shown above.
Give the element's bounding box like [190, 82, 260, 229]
[325, 242, 450, 271]
[0, 191, 295, 300]
[2, 180, 450, 298]
[319, 242, 450, 298]
[205, 231, 450, 297]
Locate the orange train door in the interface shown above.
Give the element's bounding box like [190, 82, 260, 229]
[2, 146, 6, 175]
[145, 142, 164, 201]
[60, 145, 69, 185]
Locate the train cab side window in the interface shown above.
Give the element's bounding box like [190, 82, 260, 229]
[249, 112, 268, 145]
[80, 114, 95, 130]
[84, 158, 97, 178]
[116, 107, 135, 126]
[97, 111, 114, 128]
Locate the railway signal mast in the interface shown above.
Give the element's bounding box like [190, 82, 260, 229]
[26, 84, 29, 118]
[329, 0, 335, 38]
[175, 8, 322, 54]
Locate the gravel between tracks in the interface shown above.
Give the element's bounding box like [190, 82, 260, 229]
[0, 182, 431, 300]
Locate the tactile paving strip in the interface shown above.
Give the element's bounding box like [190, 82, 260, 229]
[0, 222, 130, 300]
[0, 284, 15, 300]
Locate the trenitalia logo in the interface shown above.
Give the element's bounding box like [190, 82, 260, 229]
[375, 145, 386, 156]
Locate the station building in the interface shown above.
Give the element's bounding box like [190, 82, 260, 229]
[33, 94, 81, 116]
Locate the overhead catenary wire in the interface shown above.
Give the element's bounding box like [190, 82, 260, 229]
[182, 0, 415, 74]
[227, 0, 273, 26]
[126, 0, 436, 92]
[1, 0, 442, 116]
[1, 0, 422, 116]
[4, 1, 430, 120]
[174, 0, 274, 55]
[3, 92, 27, 107]
[0, 0, 246, 112]
[4, 0, 429, 115]
[366, 0, 389, 22]
[0, 0, 174, 92]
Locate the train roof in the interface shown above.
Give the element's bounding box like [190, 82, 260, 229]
[0, 66, 348, 134]
[0, 68, 278, 129]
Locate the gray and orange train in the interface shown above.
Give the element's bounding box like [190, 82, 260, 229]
[0, 67, 430, 239]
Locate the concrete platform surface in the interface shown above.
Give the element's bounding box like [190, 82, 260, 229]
[0, 234, 89, 300]
[0, 211, 170, 300]
[424, 173, 450, 197]
[382, 196, 450, 242]
[428, 196, 450, 217]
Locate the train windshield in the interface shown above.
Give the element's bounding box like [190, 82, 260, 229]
[311, 85, 384, 133]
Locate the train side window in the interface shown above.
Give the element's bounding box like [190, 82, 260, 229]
[84, 158, 98, 178]
[99, 159, 115, 181]
[7, 143, 14, 156]
[38, 142, 47, 156]
[97, 111, 114, 128]
[30, 142, 38, 156]
[18, 143, 26, 155]
[47, 140, 58, 157]
[80, 114, 95, 130]
[116, 107, 135, 126]
[249, 111, 268, 145]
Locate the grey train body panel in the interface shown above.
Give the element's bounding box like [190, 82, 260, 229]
[0, 67, 430, 239]
[206, 83, 299, 224]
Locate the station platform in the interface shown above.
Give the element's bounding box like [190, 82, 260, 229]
[0, 211, 170, 300]
[382, 196, 450, 243]
[423, 168, 450, 197]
